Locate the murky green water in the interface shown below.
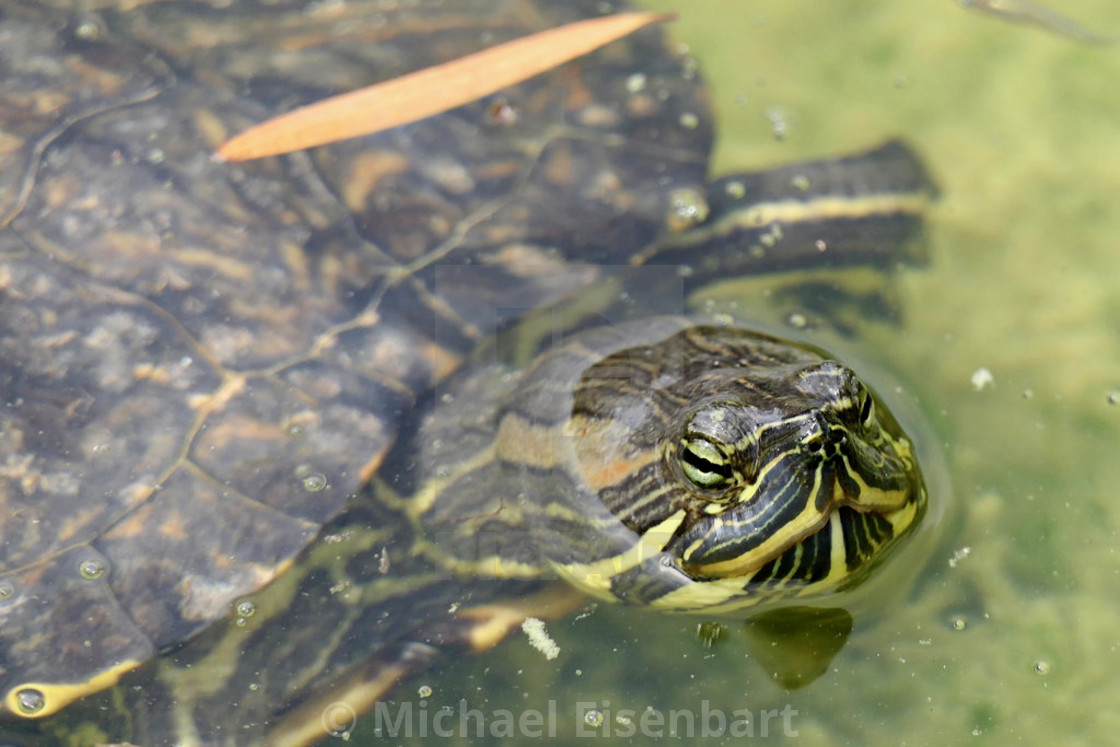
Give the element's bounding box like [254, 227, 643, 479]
[370, 1, 1120, 744]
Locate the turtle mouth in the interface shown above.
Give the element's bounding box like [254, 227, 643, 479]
[664, 435, 926, 587]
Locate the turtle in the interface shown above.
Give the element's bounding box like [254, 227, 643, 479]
[0, 0, 936, 744]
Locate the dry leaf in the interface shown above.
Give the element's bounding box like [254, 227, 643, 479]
[218, 11, 675, 161]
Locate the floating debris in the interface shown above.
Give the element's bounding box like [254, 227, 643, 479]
[959, 0, 1115, 46]
[218, 12, 675, 160]
[521, 617, 560, 660]
[970, 367, 994, 391]
[948, 545, 972, 568]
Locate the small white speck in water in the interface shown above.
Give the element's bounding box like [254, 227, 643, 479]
[970, 367, 994, 391]
[948, 546, 972, 568]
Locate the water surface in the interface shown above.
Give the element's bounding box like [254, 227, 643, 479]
[386, 1, 1120, 743]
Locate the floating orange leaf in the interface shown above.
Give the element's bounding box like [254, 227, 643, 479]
[217, 11, 675, 161]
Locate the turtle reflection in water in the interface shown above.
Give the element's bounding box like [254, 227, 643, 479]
[0, 0, 934, 744]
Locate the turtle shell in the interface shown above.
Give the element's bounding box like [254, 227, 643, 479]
[0, 0, 712, 722]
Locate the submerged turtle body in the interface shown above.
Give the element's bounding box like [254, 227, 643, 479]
[0, 0, 934, 743]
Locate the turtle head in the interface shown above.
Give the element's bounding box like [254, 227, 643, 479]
[538, 324, 926, 613]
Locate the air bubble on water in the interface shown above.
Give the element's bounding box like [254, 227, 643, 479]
[15, 688, 44, 715]
[75, 21, 101, 40]
[299, 470, 327, 492]
[667, 188, 710, 230]
[78, 559, 106, 580]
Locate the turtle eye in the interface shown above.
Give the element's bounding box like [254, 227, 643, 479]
[679, 436, 734, 489]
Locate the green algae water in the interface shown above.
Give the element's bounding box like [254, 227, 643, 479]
[363, 1, 1120, 744]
